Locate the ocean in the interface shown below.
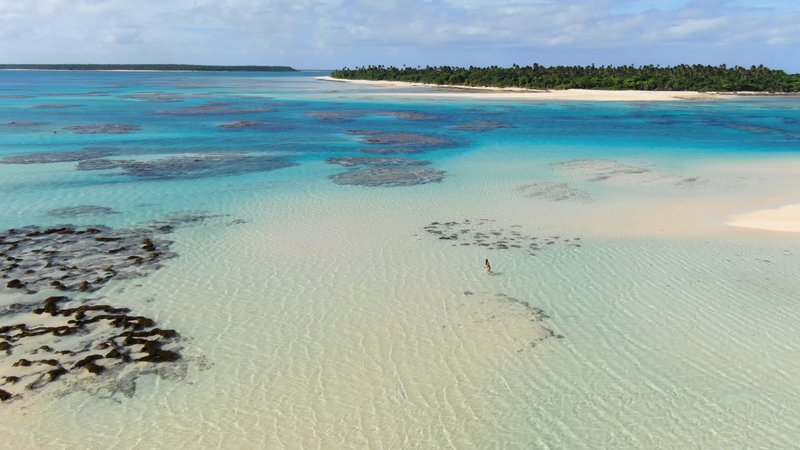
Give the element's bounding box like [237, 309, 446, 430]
[1, 70, 799, 449]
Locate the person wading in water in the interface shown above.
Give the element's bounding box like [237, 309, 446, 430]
[485, 258, 492, 274]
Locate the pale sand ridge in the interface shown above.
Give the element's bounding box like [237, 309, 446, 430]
[318, 76, 732, 101]
[727, 203, 800, 233]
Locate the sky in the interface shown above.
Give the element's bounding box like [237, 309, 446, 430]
[0, 0, 798, 72]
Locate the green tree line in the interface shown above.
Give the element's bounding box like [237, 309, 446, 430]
[0, 64, 297, 72]
[331, 64, 800, 92]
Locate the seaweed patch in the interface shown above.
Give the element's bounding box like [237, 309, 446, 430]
[0, 214, 228, 403]
[1, 225, 175, 295]
[423, 219, 582, 255]
[452, 291, 563, 353]
[0, 295, 186, 403]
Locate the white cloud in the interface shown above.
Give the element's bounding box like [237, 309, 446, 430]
[0, 0, 797, 71]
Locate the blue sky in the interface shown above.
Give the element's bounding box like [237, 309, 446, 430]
[1, 0, 798, 71]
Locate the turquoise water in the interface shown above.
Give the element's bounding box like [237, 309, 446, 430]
[1, 71, 798, 231]
[1, 71, 800, 449]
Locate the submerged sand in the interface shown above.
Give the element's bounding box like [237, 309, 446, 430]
[318, 76, 733, 101]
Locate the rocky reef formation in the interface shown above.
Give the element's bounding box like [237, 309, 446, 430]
[423, 219, 582, 255]
[326, 156, 429, 167]
[217, 120, 289, 131]
[156, 101, 275, 115]
[331, 166, 446, 187]
[307, 110, 437, 121]
[46, 205, 121, 218]
[218, 120, 263, 129]
[514, 182, 591, 202]
[63, 124, 140, 134]
[1, 224, 175, 295]
[328, 156, 444, 187]
[347, 129, 457, 155]
[2, 148, 296, 182]
[76, 152, 297, 181]
[120, 92, 211, 103]
[3, 121, 48, 127]
[0, 295, 184, 402]
[33, 104, 82, 109]
[452, 120, 513, 131]
[1, 148, 116, 165]
[0, 213, 223, 403]
[350, 129, 450, 146]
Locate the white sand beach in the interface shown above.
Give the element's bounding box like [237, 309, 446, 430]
[727, 203, 800, 233]
[317, 76, 729, 101]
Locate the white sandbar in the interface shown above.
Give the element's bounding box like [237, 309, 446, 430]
[318, 76, 738, 101]
[727, 203, 800, 233]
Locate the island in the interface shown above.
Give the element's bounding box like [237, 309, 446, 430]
[330, 64, 800, 93]
[0, 64, 297, 72]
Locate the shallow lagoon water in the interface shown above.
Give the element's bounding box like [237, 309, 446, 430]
[1, 71, 800, 449]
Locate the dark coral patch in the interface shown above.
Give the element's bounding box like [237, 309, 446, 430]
[120, 92, 211, 103]
[452, 120, 514, 131]
[156, 101, 275, 115]
[63, 124, 140, 134]
[46, 205, 120, 218]
[0, 295, 184, 402]
[76, 152, 296, 181]
[423, 219, 583, 255]
[349, 130, 450, 146]
[0, 224, 176, 294]
[330, 166, 445, 187]
[307, 110, 437, 121]
[358, 147, 425, 155]
[347, 129, 457, 155]
[514, 182, 591, 202]
[307, 111, 364, 121]
[4, 121, 48, 127]
[1, 148, 116, 164]
[33, 104, 83, 109]
[217, 120, 290, 131]
[326, 156, 429, 167]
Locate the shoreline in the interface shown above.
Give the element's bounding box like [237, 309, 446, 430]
[727, 203, 800, 233]
[317, 76, 788, 102]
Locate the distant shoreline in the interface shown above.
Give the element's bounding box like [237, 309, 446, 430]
[0, 64, 298, 73]
[317, 76, 770, 102]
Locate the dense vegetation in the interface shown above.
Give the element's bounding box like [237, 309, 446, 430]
[0, 64, 297, 72]
[331, 64, 800, 92]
